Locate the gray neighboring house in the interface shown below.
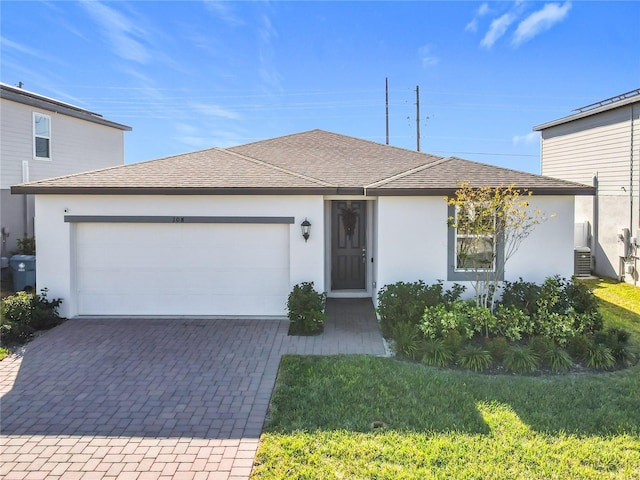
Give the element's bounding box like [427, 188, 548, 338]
[534, 89, 640, 285]
[0, 82, 131, 258]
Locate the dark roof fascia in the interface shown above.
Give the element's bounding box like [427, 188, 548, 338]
[10, 186, 341, 196]
[13, 184, 596, 197]
[0, 88, 132, 132]
[367, 186, 596, 196]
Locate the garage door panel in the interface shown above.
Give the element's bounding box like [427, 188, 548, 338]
[75, 223, 291, 316]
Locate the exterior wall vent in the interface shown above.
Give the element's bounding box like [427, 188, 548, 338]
[574, 247, 592, 277]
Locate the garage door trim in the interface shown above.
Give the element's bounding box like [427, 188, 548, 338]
[65, 215, 295, 224]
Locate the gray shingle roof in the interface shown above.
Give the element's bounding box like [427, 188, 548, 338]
[12, 129, 594, 196]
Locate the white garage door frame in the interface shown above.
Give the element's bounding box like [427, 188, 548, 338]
[66, 215, 294, 318]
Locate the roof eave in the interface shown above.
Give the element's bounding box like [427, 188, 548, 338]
[533, 96, 640, 131]
[367, 186, 596, 196]
[0, 88, 132, 131]
[10, 185, 340, 196]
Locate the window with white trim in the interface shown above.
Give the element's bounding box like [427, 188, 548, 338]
[33, 113, 51, 159]
[447, 204, 504, 282]
[454, 204, 496, 271]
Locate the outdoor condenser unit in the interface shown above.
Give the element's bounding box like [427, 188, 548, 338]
[574, 247, 591, 277]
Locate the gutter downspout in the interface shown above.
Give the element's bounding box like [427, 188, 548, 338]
[592, 174, 599, 276]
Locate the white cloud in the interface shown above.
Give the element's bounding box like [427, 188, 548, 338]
[465, 2, 490, 32]
[512, 131, 539, 145]
[481, 12, 517, 48]
[512, 2, 572, 46]
[79, 0, 151, 63]
[189, 103, 242, 120]
[203, 0, 244, 26]
[418, 45, 439, 67]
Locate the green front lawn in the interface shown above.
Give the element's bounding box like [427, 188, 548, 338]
[252, 280, 640, 479]
[582, 278, 640, 341]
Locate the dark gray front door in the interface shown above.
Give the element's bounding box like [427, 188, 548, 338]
[331, 200, 366, 290]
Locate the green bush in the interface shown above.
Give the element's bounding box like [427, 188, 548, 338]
[420, 338, 454, 367]
[486, 336, 509, 362]
[546, 347, 574, 372]
[391, 322, 421, 359]
[456, 345, 492, 372]
[493, 305, 533, 341]
[420, 301, 474, 341]
[500, 278, 540, 315]
[503, 345, 539, 374]
[585, 341, 615, 370]
[599, 328, 637, 367]
[286, 282, 326, 335]
[15, 235, 36, 255]
[567, 334, 590, 360]
[377, 281, 464, 337]
[0, 291, 34, 343]
[0, 288, 63, 345]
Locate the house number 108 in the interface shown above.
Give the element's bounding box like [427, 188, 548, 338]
[173, 217, 185, 223]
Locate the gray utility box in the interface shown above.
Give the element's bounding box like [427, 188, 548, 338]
[574, 247, 591, 277]
[9, 255, 36, 291]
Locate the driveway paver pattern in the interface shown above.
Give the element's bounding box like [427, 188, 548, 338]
[1, 299, 386, 479]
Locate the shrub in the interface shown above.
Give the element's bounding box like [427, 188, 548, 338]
[1, 291, 35, 343]
[567, 334, 590, 360]
[532, 309, 576, 346]
[391, 322, 421, 359]
[486, 336, 509, 362]
[503, 345, 539, 374]
[15, 235, 35, 255]
[286, 282, 326, 335]
[546, 347, 574, 372]
[30, 288, 63, 330]
[585, 341, 615, 370]
[456, 345, 492, 372]
[377, 281, 465, 337]
[420, 301, 474, 341]
[420, 338, 454, 367]
[599, 328, 637, 367]
[0, 288, 63, 345]
[493, 305, 532, 341]
[500, 278, 540, 315]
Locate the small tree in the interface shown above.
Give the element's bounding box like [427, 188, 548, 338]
[447, 182, 550, 311]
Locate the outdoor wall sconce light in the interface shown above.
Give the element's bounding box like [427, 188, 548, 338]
[301, 218, 311, 242]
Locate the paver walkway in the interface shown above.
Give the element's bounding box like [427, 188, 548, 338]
[0, 298, 386, 480]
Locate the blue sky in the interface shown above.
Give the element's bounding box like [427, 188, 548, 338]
[2, 1, 638, 173]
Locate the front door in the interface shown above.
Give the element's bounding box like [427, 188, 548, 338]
[331, 200, 366, 290]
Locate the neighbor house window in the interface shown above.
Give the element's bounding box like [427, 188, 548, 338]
[33, 113, 51, 159]
[447, 204, 504, 281]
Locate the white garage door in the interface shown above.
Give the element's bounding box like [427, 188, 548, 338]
[74, 222, 290, 316]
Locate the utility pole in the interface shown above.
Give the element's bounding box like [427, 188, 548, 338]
[385, 78, 389, 145]
[416, 85, 421, 152]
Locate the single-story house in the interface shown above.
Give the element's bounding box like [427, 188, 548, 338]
[11, 130, 594, 318]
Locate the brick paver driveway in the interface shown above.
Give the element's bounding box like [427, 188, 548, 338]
[0, 299, 386, 480]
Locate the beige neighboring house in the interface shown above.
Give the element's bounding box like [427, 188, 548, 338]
[0, 82, 131, 258]
[534, 89, 640, 285]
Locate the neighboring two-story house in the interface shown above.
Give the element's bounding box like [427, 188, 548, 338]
[534, 89, 640, 285]
[0, 82, 131, 257]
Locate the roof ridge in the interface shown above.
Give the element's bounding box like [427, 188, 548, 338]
[220, 148, 336, 188]
[364, 156, 448, 189]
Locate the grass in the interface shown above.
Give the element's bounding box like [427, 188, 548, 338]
[252, 279, 640, 479]
[582, 277, 640, 341]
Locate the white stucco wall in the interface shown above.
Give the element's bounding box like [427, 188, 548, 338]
[35, 194, 325, 318]
[374, 195, 575, 302]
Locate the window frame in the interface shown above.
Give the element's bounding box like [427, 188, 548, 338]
[447, 204, 504, 281]
[33, 112, 51, 160]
